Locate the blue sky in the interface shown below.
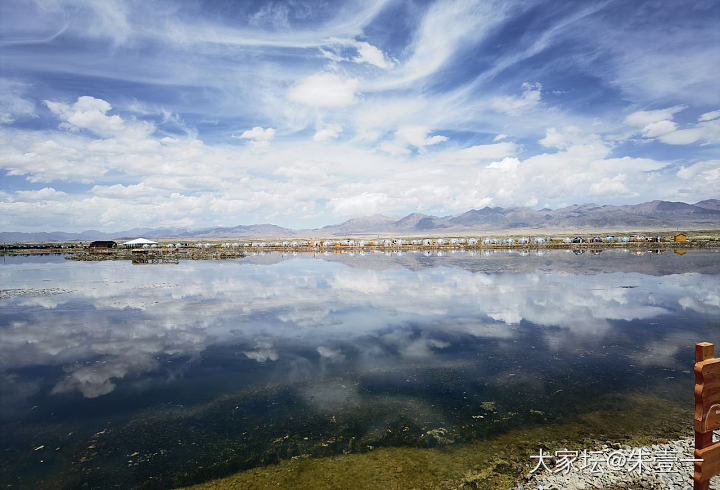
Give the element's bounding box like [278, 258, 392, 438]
[1, 0, 719, 232]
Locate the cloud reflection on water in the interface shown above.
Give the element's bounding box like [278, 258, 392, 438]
[0, 251, 719, 399]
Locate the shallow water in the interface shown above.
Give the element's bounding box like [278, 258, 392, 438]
[1, 249, 719, 488]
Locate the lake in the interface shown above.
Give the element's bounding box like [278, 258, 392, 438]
[1, 249, 719, 488]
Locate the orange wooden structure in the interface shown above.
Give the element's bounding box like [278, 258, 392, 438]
[694, 342, 720, 489]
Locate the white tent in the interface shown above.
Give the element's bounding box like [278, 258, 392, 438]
[122, 238, 159, 248]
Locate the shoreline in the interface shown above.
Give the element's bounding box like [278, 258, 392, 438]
[521, 437, 714, 489]
[2, 240, 718, 260]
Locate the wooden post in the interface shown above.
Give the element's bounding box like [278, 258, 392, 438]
[695, 342, 717, 490]
[698, 343, 715, 363]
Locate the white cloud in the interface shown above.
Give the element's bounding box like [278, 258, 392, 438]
[641, 120, 677, 138]
[608, 40, 720, 105]
[319, 47, 345, 63]
[323, 38, 396, 69]
[658, 119, 720, 145]
[328, 192, 391, 216]
[372, 0, 511, 90]
[287, 73, 358, 107]
[450, 142, 520, 162]
[89, 183, 157, 199]
[248, 2, 291, 29]
[45, 96, 127, 137]
[377, 141, 411, 155]
[657, 127, 704, 145]
[699, 109, 720, 122]
[467, 142, 669, 207]
[354, 41, 394, 69]
[313, 124, 343, 142]
[237, 126, 275, 141]
[43, 95, 156, 142]
[624, 106, 685, 128]
[589, 174, 632, 196]
[540, 127, 571, 149]
[2, 87, 716, 233]
[0, 80, 36, 124]
[79, 0, 132, 46]
[377, 125, 448, 155]
[489, 82, 542, 115]
[235, 126, 276, 150]
[676, 160, 720, 186]
[486, 157, 520, 171]
[493, 133, 508, 141]
[396, 125, 448, 147]
[539, 126, 602, 150]
[1, 115, 699, 233]
[13, 187, 68, 201]
[625, 106, 720, 145]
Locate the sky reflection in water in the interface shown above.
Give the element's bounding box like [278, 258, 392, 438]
[1, 250, 720, 486]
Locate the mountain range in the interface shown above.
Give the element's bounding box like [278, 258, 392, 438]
[3, 199, 720, 242]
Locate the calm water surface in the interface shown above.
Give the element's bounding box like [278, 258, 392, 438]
[1, 250, 720, 488]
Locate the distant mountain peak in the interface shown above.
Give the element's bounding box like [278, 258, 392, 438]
[695, 199, 720, 211]
[2, 199, 719, 242]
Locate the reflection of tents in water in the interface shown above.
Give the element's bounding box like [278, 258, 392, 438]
[674, 248, 687, 255]
[122, 238, 159, 248]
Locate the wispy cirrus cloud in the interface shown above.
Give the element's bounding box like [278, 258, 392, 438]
[0, 0, 718, 231]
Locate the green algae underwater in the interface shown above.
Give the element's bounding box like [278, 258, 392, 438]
[187, 387, 694, 489]
[7, 378, 694, 489]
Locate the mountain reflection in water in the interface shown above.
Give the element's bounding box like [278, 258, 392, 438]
[1, 250, 719, 488]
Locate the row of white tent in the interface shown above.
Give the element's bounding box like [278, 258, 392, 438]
[215, 238, 482, 247]
[121, 235, 645, 249]
[121, 238, 159, 248]
[215, 236, 636, 247]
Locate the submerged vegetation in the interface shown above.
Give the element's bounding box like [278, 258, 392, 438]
[184, 391, 691, 489]
[3, 371, 692, 489]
